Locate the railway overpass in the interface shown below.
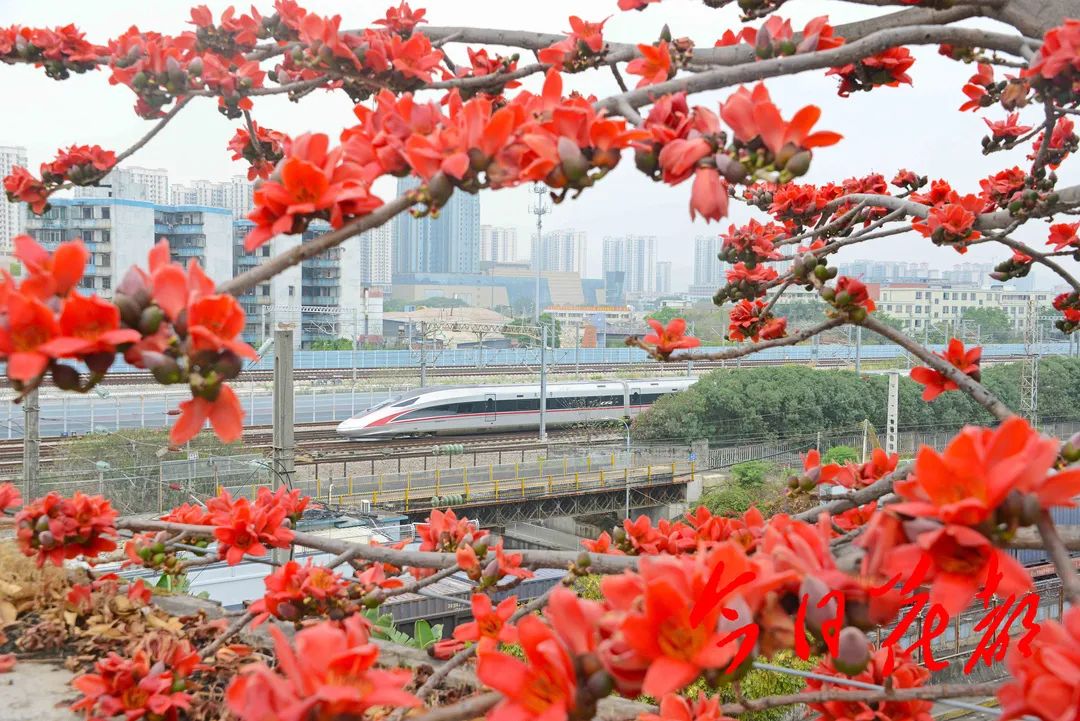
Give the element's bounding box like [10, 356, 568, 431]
[221, 452, 701, 528]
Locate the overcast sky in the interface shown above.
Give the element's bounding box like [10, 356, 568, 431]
[3, 0, 1077, 289]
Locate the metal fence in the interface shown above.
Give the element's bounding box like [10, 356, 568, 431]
[217, 450, 696, 512]
[79, 342, 1076, 373]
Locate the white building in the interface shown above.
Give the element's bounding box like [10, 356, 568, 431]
[171, 176, 254, 220]
[876, 284, 1055, 332]
[535, 228, 586, 276]
[480, 225, 519, 263]
[0, 145, 27, 254]
[655, 261, 672, 295]
[76, 166, 171, 205]
[601, 235, 657, 297]
[24, 198, 232, 300]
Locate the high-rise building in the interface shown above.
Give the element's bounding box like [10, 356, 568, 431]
[392, 177, 480, 275]
[655, 261, 672, 295]
[342, 222, 392, 293]
[75, 166, 171, 205]
[170, 176, 254, 219]
[535, 229, 586, 275]
[602, 235, 657, 297]
[0, 145, 27, 254]
[602, 236, 625, 279]
[25, 198, 232, 299]
[480, 225, 519, 263]
[693, 234, 724, 287]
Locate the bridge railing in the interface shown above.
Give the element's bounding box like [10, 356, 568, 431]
[218, 456, 697, 512]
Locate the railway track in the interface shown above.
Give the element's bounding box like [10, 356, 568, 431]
[0, 426, 612, 476]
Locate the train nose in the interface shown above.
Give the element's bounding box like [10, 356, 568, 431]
[337, 417, 367, 436]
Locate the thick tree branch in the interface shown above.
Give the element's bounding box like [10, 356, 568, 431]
[719, 681, 1001, 717]
[594, 26, 1033, 114]
[858, 314, 1014, 421]
[988, 234, 1080, 292]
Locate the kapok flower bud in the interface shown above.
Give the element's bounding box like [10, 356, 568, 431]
[139, 306, 165, 336]
[784, 150, 812, 177]
[558, 137, 589, 183]
[799, 575, 836, 632]
[52, 364, 81, 391]
[833, 626, 871, 675]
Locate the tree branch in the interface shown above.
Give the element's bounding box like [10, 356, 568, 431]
[988, 234, 1080, 292]
[632, 318, 844, 362]
[594, 26, 1032, 114]
[858, 314, 1014, 421]
[794, 464, 909, 521]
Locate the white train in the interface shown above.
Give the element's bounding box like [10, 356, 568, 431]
[336, 378, 697, 438]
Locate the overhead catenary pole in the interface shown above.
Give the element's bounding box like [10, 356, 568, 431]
[855, 325, 862, 375]
[529, 184, 550, 324]
[23, 388, 39, 501]
[272, 328, 295, 563]
[886, 372, 899, 456]
[539, 323, 548, 442]
[420, 321, 428, 387]
[352, 306, 359, 384]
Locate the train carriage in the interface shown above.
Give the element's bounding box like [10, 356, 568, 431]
[336, 378, 696, 438]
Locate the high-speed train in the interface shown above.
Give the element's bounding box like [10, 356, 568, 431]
[336, 378, 697, 438]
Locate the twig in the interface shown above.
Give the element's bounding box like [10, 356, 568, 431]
[201, 610, 254, 659]
[242, 109, 265, 158]
[613, 97, 643, 127]
[1036, 511, 1080, 603]
[794, 464, 910, 521]
[633, 318, 845, 362]
[114, 97, 193, 166]
[988, 234, 1080, 293]
[609, 63, 630, 93]
[858, 314, 1013, 422]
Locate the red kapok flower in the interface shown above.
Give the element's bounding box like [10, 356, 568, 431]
[644, 318, 701, 357]
[208, 492, 293, 565]
[985, 112, 1032, 140]
[454, 594, 519, 644]
[1023, 18, 1080, 81]
[14, 233, 88, 300]
[38, 293, 141, 361]
[226, 616, 419, 721]
[15, 491, 118, 567]
[0, 482, 22, 513]
[909, 338, 981, 401]
[171, 383, 246, 445]
[806, 648, 933, 721]
[893, 416, 1080, 525]
[833, 276, 876, 312]
[0, 654, 14, 673]
[627, 41, 673, 88]
[828, 46, 914, 96]
[689, 167, 729, 222]
[643, 693, 738, 721]
[3, 166, 50, 214]
[476, 615, 577, 721]
[0, 293, 60, 382]
[1048, 222, 1080, 252]
[998, 604, 1080, 721]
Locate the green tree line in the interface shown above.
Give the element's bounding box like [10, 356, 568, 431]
[632, 357, 1080, 444]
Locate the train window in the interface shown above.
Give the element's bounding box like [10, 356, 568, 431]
[391, 397, 420, 407]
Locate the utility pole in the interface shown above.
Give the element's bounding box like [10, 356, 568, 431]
[861, 418, 869, 463]
[272, 327, 295, 562]
[1021, 296, 1039, 426]
[351, 306, 359, 384]
[23, 388, 39, 500]
[529, 184, 550, 324]
[574, 321, 580, 374]
[419, 321, 428, 387]
[886, 372, 899, 456]
[855, 326, 862, 375]
[539, 323, 548, 441]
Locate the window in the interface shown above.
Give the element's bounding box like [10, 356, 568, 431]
[101, 207, 110, 219]
[915, 305, 922, 313]
[915, 319, 921, 327]
[101, 230, 110, 243]
[915, 291, 923, 299]
[288, 285, 295, 297]
[942, 292, 949, 300]
[102, 277, 111, 289]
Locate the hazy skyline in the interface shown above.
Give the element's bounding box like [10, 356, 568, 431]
[4, 0, 1077, 290]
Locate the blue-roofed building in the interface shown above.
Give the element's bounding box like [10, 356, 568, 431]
[24, 197, 232, 300]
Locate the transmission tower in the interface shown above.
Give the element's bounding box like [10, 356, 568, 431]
[1020, 296, 1039, 426]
